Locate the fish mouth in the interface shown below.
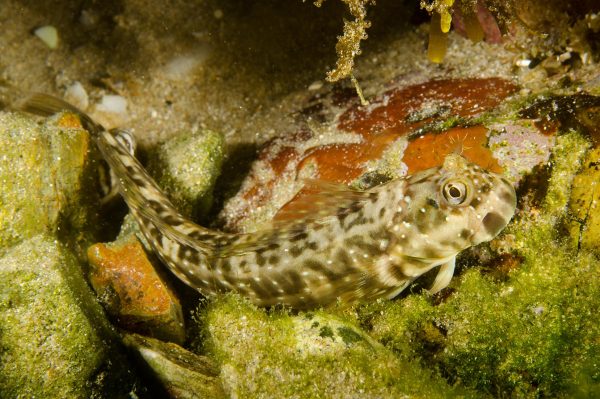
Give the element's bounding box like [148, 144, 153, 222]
[499, 178, 518, 209]
[471, 176, 517, 245]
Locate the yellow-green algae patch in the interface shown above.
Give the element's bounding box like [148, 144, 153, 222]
[507, 131, 590, 254]
[195, 293, 475, 398]
[0, 235, 137, 397]
[146, 128, 224, 221]
[541, 132, 591, 220]
[361, 131, 599, 397]
[0, 111, 101, 256]
[567, 147, 600, 253]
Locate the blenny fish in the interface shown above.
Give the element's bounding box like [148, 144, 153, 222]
[20, 94, 517, 309]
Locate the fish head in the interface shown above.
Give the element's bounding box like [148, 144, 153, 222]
[444, 156, 517, 246]
[395, 154, 516, 259]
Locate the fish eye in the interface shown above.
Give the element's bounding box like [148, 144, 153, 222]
[442, 181, 468, 205]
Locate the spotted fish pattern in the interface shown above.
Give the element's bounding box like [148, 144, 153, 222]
[20, 94, 517, 309]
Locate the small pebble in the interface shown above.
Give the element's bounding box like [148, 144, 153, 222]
[164, 49, 210, 80]
[515, 59, 532, 68]
[97, 95, 128, 115]
[79, 9, 98, 28]
[308, 81, 323, 91]
[33, 25, 59, 49]
[64, 81, 89, 110]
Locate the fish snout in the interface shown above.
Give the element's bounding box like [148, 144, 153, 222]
[470, 178, 517, 245]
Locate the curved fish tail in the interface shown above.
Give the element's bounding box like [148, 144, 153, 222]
[18, 93, 101, 134]
[17, 93, 221, 255]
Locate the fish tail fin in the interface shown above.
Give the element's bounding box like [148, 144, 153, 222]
[17, 93, 221, 255]
[17, 93, 179, 218]
[17, 93, 102, 134]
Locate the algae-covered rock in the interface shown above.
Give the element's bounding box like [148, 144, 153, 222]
[146, 129, 224, 221]
[196, 294, 474, 398]
[123, 333, 225, 399]
[0, 111, 100, 255]
[0, 235, 138, 398]
[368, 238, 599, 397]
[445, 241, 598, 397]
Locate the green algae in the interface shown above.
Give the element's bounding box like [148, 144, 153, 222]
[443, 245, 597, 395]
[0, 111, 101, 257]
[0, 235, 138, 398]
[146, 128, 224, 221]
[365, 238, 599, 397]
[337, 325, 365, 345]
[0, 111, 141, 396]
[319, 325, 335, 339]
[194, 293, 475, 398]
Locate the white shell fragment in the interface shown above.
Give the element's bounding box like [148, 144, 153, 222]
[164, 49, 210, 80]
[64, 81, 89, 110]
[308, 81, 324, 91]
[34, 25, 59, 49]
[96, 95, 128, 115]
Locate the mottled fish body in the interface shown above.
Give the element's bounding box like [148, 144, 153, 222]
[20, 94, 517, 309]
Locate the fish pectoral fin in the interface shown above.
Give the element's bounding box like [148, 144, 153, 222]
[428, 257, 456, 294]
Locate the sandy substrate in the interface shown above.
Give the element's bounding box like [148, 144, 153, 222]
[0, 0, 535, 148]
[1, 0, 342, 147]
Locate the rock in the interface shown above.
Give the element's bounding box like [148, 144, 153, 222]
[64, 81, 89, 110]
[88, 235, 186, 344]
[517, 93, 600, 144]
[219, 77, 520, 232]
[123, 333, 225, 399]
[146, 129, 224, 221]
[195, 294, 474, 398]
[487, 119, 555, 183]
[0, 235, 138, 397]
[33, 25, 59, 49]
[0, 111, 100, 256]
[567, 147, 600, 252]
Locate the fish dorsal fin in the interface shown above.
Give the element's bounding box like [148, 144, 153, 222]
[213, 180, 370, 258]
[136, 177, 369, 259]
[272, 179, 369, 228]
